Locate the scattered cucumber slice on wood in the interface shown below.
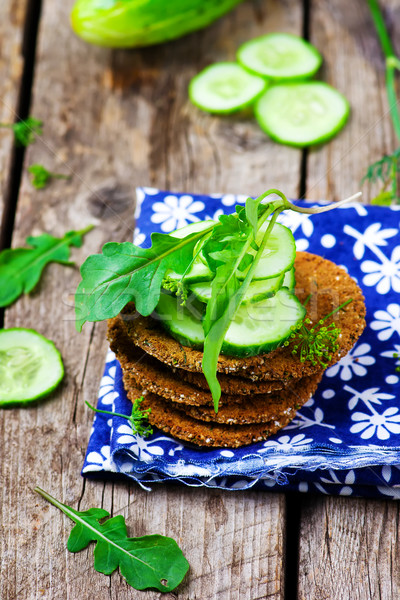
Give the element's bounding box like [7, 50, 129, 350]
[0, 328, 64, 406]
[155, 288, 306, 357]
[255, 82, 350, 147]
[237, 33, 322, 80]
[189, 62, 267, 114]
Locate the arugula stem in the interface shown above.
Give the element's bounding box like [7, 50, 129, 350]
[85, 400, 128, 420]
[35, 486, 64, 509]
[367, 0, 400, 144]
[76, 224, 94, 237]
[284, 192, 362, 214]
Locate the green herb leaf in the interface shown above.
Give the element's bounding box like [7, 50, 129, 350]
[286, 299, 353, 368]
[35, 487, 189, 592]
[75, 227, 213, 331]
[0, 117, 43, 147]
[201, 193, 279, 409]
[365, 1, 400, 204]
[0, 225, 93, 308]
[362, 149, 400, 205]
[86, 397, 153, 437]
[28, 164, 70, 190]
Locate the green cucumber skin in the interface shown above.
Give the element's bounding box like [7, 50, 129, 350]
[188, 63, 268, 115]
[189, 273, 285, 305]
[0, 328, 64, 406]
[0, 380, 62, 408]
[237, 34, 323, 81]
[71, 0, 244, 48]
[255, 82, 350, 148]
[155, 291, 306, 358]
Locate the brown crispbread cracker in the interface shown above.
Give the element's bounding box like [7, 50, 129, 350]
[107, 316, 285, 407]
[177, 367, 290, 395]
[120, 252, 366, 380]
[171, 372, 322, 424]
[137, 392, 304, 448]
[122, 375, 321, 447]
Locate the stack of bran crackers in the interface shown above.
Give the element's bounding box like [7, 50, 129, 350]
[107, 252, 366, 448]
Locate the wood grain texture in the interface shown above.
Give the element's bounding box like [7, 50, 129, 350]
[0, 0, 305, 598]
[305, 0, 400, 202]
[298, 495, 400, 600]
[0, 0, 26, 225]
[298, 2, 400, 599]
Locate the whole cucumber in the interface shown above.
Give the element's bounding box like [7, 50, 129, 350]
[71, 0, 244, 48]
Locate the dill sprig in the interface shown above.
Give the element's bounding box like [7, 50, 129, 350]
[86, 397, 153, 438]
[364, 1, 400, 204]
[162, 275, 188, 305]
[285, 298, 353, 368]
[0, 116, 43, 147]
[362, 150, 400, 205]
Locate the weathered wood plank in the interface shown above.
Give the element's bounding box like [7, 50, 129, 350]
[299, 2, 400, 599]
[305, 0, 397, 202]
[1, 0, 305, 598]
[0, 0, 27, 228]
[298, 495, 400, 600]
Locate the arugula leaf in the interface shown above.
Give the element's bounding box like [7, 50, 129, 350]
[202, 202, 281, 409]
[0, 117, 43, 147]
[75, 227, 213, 331]
[35, 487, 189, 592]
[0, 226, 93, 308]
[28, 164, 71, 190]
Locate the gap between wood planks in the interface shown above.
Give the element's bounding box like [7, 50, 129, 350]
[0, 0, 42, 327]
[283, 2, 311, 599]
[1, 0, 311, 596]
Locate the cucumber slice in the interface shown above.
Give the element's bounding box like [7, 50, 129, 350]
[249, 221, 296, 279]
[224, 288, 306, 356]
[237, 33, 322, 80]
[155, 293, 205, 349]
[189, 272, 284, 305]
[199, 221, 295, 280]
[189, 62, 267, 114]
[0, 328, 64, 406]
[255, 82, 350, 147]
[165, 221, 215, 283]
[155, 288, 305, 357]
[283, 267, 295, 291]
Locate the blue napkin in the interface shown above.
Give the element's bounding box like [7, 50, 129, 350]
[82, 188, 400, 498]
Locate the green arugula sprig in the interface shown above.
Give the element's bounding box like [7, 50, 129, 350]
[75, 190, 360, 411]
[0, 117, 43, 147]
[0, 226, 93, 308]
[86, 397, 153, 437]
[28, 164, 71, 189]
[35, 487, 189, 592]
[286, 298, 353, 369]
[364, 0, 400, 204]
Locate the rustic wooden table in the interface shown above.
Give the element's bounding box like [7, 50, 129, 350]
[1, 0, 400, 598]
